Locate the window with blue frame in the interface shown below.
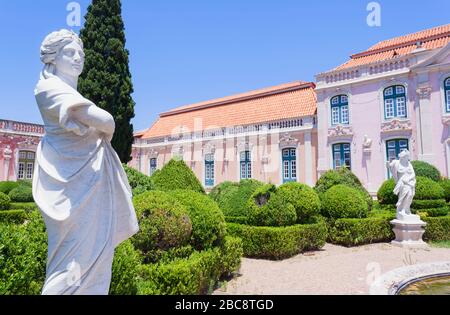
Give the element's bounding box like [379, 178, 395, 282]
[332, 143, 351, 170]
[445, 77, 450, 113]
[240, 151, 252, 179]
[205, 154, 215, 187]
[384, 85, 407, 119]
[149, 158, 157, 176]
[282, 148, 297, 183]
[386, 139, 409, 177]
[331, 95, 349, 125]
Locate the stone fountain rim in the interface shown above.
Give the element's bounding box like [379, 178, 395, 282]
[369, 261, 450, 295]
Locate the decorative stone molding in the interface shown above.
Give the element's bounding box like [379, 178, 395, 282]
[279, 133, 299, 149]
[327, 125, 354, 139]
[416, 86, 432, 100]
[3, 145, 12, 160]
[362, 135, 373, 154]
[236, 141, 254, 153]
[148, 149, 159, 159]
[442, 115, 450, 126]
[381, 119, 412, 134]
[261, 156, 270, 165]
[202, 142, 216, 155]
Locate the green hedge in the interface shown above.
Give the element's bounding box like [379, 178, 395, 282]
[109, 240, 142, 295]
[415, 177, 445, 200]
[123, 164, 154, 196]
[151, 159, 205, 194]
[423, 216, 450, 241]
[412, 199, 447, 209]
[321, 185, 369, 219]
[377, 179, 397, 205]
[0, 192, 11, 210]
[414, 207, 449, 217]
[225, 216, 248, 224]
[9, 202, 37, 212]
[0, 210, 27, 224]
[277, 182, 321, 223]
[209, 181, 239, 203]
[226, 220, 327, 260]
[327, 217, 395, 247]
[246, 184, 297, 227]
[136, 236, 243, 295]
[8, 186, 34, 203]
[0, 181, 20, 194]
[411, 161, 441, 182]
[439, 179, 450, 202]
[169, 190, 226, 250]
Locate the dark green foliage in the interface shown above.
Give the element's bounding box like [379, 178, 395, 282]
[132, 191, 192, 256]
[151, 159, 205, 193]
[122, 164, 153, 195]
[79, 0, 135, 163]
[109, 240, 141, 295]
[277, 182, 321, 223]
[137, 236, 243, 295]
[423, 216, 450, 241]
[411, 161, 441, 182]
[0, 211, 47, 295]
[0, 181, 20, 194]
[327, 218, 395, 246]
[321, 185, 369, 219]
[0, 210, 27, 224]
[0, 192, 10, 210]
[225, 216, 248, 224]
[377, 179, 397, 205]
[314, 168, 373, 209]
[169, 190, 226, 250]
[9, 202, 37, 212]
[226, 220, 327, 260]
[414, 207, 449, 217]
[246, 184, 297, 227]
[211, 179, 263, 217]
[8, 186, 34, 203]
[439, 179, 450, 202]
[17, 180, 32, 188]
[415, 176, 445, 200]
[412, 199, 447, 209]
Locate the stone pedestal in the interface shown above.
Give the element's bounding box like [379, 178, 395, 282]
[390, 215, 428, 249]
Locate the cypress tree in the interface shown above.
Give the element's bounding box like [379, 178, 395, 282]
[78, 0, 135, 163]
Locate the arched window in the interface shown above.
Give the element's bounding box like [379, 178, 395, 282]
[205, 154, 215, 187]
[282, 148, 297, 183]
[240, 151, 252, 179]
[331, 95, 349, 125]
[18, 151, 35, 180]
[445, 77, 450, 113]
[384, 85, 407, 119]
[332, 143, 351, 170]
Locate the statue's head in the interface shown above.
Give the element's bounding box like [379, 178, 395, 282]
[398, 149, 411, 161]
[39, 29, 84, 80]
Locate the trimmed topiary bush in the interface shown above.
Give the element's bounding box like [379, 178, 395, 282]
[226, 219, 327, 260]
[439, 179, 450, 202]
[109, 240, 142, 295]
[246, 184, 297, 227]
[0, 192, 11, 210]
[0, 181, 20, 194]
[321, 185, 369, 219]
[9, 202, 37, 212]
[151, 159, 205, 194]
[315, 168, 373, 209]
[0, 210, 27, 224]
[132, 191, 193, 257]
[423, 216, 450, 241]
[415, 176, 445, 200]
[8, 186, 34, 203]
[411, 161, 441, 182]
[209, 181, 238, 202]
[277, 182, 321, 223]
[169, 190, 226, 250]
[123, 164, 154, 196]
[377, 178, 397, 205]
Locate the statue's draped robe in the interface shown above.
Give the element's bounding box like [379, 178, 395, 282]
[389, 160, 416, 214]
[33, 77, 139, 295]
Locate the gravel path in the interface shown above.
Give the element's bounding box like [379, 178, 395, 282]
[214, 243, 450, 295]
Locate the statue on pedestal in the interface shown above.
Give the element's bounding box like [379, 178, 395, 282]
[33, 30, 139, 295]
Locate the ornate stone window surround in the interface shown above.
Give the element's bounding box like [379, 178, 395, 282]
[278, 133, 300, 184]
[378, 79, 409, 123]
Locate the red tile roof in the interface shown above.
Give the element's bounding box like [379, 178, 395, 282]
[336, 24, 450, 70]
[142, 81, 316, 139]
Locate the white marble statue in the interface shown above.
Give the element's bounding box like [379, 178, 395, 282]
[386, 150, 417, 221]
[33, 29, 139, 295]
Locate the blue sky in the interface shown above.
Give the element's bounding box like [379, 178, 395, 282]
[0, 0, 449, 131]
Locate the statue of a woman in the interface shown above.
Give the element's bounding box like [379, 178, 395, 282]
[33, 29, 139, 295]
[386, 150, 417, 220]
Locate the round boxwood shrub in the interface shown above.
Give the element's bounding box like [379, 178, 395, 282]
[439, 179, 450, 202]
[411, 161, 441, 182]
[415, 176, 445, 200]
[321, 185, 369, 219]
[8, 186, 34, 203]
[123, 164, 154, 195]
[246, 184, 297, 227]
[170, 190, 226, 250]
[0, 181, 20, 194]
[315, 168, 373, 209]
[377, 178, 397, 205]
[151, 159, 205, 194]
[132, 191, 193, 255]
[277, 182, 321, 223]
[209, 181, 238, 202]
[109, 240, 141, 295]
[0, 192, 11, 210]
